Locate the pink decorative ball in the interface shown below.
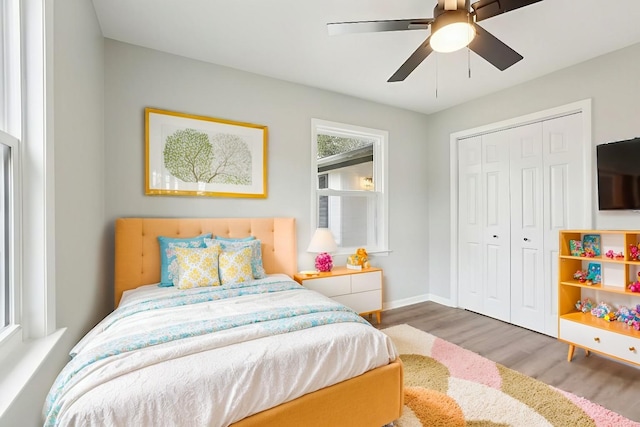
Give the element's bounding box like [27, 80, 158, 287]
[315, 252, 333, 272]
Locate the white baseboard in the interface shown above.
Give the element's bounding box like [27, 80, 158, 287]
[383, 293, 455, 311]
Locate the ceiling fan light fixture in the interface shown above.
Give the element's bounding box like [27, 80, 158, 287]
[430, 10, 476, 53]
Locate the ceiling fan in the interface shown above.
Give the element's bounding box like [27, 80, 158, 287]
[327, 0, 543, 82]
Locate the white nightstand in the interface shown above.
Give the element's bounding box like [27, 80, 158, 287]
[293, 266, 383, 324]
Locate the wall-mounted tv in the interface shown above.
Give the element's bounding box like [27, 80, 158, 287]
[597, 137, 640, 210]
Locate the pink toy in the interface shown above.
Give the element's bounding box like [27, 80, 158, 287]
[628, 272, 640, 293]
[605, 249, 615, 259]
[630, 244, 640, 261]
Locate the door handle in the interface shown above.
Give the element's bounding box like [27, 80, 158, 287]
[524, 238, 530, 242]
[492, 235, 498, 238]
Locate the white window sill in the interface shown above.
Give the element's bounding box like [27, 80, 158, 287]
[0, 327, 66, 417]
[335, 249, 392, 257]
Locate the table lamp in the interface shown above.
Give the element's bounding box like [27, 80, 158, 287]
[307, 228, 337, 272]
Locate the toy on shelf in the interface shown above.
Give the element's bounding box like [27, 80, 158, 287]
[591, 301, 614, 319]
[586, 263, 601, 284]
[615, 305, 640, 330]
[628, 272, 640, 293]
[629, 243, 640, 261]
[615, 306, 637, 324]
[570, 240, 584, 257]
[582, 234, 601, 257]
[605, 250, 624, 259]
[575, 298, 594, 313]
[573, 270, 588, 283]
[346, 247, 370, 270]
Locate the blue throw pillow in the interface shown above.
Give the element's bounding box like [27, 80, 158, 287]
[214, 235, 256, 242]
[158, 233, 212, 287]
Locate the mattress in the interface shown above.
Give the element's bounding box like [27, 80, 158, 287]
[43, 276, 398, 426]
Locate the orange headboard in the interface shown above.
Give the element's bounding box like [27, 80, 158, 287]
[114, 217, 297, 307]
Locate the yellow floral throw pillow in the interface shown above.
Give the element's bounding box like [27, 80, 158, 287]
[219, 246, 254, 285]
[174, 246, 221, 289]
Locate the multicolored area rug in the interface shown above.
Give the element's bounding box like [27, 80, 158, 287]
[382, 324, 640, 427]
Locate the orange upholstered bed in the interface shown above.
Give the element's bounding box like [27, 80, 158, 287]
[111, 217, 403, 427]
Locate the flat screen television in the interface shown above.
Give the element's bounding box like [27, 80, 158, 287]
[597, 137, 640, 210]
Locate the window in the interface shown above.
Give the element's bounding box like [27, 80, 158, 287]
[311, 119, 388, 254]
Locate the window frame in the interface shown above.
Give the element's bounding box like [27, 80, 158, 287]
[0, 0, 55, 354]
[0, 131, 21, 339]
[310, 118, 389, 255]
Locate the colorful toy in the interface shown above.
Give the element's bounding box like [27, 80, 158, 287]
[615, 306, 637, 323]
[630, 243, 640, 261]
[575, 298, 594, 313]
[591, 301, 614, 318]
[605, 249, 615, 259]
[573, 270, 588, 282]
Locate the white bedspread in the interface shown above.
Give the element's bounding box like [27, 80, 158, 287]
[43, 276, 398, 427]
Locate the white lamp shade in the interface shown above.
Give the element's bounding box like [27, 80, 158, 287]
[307, 228, 338, 253]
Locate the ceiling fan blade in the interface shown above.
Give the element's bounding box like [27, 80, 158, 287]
[468, 24, 523, 70]
[387, 37, 434, 82]
[471, 0, 543, 22]
[327, 18, 433, 36]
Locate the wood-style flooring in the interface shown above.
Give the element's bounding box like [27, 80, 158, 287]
[374, 301, 640, 422]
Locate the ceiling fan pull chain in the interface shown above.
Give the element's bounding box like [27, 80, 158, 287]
[467, 13, 472, 79]
[435, 54, 439, 98]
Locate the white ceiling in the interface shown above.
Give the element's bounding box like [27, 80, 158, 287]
[91, 0, 640, 115]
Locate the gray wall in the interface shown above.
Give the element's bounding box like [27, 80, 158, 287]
[103, 39, 433, 307]
[424, 42, 640, 300]
[1, 0, 105, 424]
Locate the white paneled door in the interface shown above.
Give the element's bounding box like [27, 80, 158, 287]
[509, 122, 545, 332]
[457, 112, 585, 336]
[458, 136, 483, 315]
[481, 130, 511, 322]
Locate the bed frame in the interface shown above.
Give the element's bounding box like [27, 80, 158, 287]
[114, 217, 403, 426]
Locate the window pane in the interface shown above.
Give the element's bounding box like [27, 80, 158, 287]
[317, 135, 374, 191]
[317, 194, 378, 249]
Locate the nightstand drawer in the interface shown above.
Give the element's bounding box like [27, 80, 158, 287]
[335, 290, 381, 314]
[351, 271, 381, 293]
[301, 275, 350, 297]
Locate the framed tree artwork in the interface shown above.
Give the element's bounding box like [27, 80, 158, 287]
[145, 108, 268, 198]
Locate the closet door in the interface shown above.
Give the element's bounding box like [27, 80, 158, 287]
[542, 113, 584, 336]
[509, 122, 545, 333]
[458, 136, 484, 314]
[481, 131, 511, 322]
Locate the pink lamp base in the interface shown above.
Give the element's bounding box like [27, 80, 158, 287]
[314, 252, 333, 272]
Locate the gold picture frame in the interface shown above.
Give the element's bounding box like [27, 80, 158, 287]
[145, 108, 268, 198]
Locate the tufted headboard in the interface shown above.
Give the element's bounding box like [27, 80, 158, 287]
[114, 217, 297, 307]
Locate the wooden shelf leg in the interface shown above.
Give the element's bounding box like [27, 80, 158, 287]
[376, 311, 381, 324]
[567, 344, 576, 362]
[585, 349, 590, 357]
